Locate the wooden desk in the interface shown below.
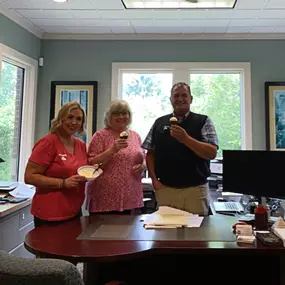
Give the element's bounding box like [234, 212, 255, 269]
[24, 214, 285, 285]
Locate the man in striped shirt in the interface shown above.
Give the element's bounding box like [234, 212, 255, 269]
[142, 82, 219, 215]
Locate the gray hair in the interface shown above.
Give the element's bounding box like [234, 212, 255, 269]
[104, 99, 132, 128]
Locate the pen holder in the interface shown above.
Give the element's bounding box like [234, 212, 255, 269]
[255, 206, 268, 230]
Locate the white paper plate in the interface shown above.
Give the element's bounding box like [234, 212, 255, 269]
[77, 165, 103, 181]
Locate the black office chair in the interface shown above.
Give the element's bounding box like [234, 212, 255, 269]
[0, 250, 84, 285]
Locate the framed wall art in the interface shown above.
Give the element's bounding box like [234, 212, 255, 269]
[265, 81, 285, 150]
[50, 81, 98, 144]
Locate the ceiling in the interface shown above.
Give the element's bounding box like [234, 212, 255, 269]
[0, 0, 285, 39]
[122, 0, 236, 9]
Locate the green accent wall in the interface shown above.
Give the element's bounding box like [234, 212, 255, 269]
[0, 13, 41, 59]
[1, 12, 285, 149]
[38, 39, 285, 149]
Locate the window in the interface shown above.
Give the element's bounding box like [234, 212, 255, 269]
[0, 44, 38, 181]
[0, 61, 24, 180]
[112, 62, 252, 156]
[121, 72, 173, 142]
[190, 72, 242, 157]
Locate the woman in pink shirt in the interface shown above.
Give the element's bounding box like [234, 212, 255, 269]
[24, 101, 88, 227]
[86, 100, 145, 214]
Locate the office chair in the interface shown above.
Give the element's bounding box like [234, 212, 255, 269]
[0, 250, 84, 285]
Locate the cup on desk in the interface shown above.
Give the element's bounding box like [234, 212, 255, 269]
[255, 206, 268, 230]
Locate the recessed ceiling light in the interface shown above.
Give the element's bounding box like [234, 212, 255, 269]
[122, 0, 237, 9]
[53, 0, 68, 3]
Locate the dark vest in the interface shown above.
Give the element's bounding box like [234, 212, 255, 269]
[152, 112, 211, 188]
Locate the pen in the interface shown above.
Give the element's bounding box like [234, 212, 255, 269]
[218, 212, 236, 216]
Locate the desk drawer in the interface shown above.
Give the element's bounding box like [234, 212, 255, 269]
[19, 205, 33, 227]
[19, 220, 34, 242]
[0, 215, 19, 251]
[0, 216, 34, 253]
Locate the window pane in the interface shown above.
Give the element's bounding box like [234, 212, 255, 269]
[0, 61, 24, 181]
[190, 73, 241, 157]
[122, 73, 173, 141]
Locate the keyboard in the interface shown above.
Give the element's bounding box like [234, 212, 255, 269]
[213, 201, 244, 213]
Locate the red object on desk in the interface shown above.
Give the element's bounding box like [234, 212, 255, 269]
[255, 205, 268, 230]
[232, 222, 246, 229]
[232, 222, 246, 233]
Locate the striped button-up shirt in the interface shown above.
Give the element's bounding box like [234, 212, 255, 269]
[141, 113, 219, 151]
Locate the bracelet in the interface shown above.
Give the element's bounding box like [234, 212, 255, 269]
[58, 179, 64, 189]
[62, 179, 66, 188]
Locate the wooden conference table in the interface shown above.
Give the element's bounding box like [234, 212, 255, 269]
[24, 214, 285, 285]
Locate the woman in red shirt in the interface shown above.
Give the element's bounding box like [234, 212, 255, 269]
[24, 101, 88, 227]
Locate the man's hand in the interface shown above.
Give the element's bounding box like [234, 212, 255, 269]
[170, 125, 188, 143]
[153, 179, 166, 191]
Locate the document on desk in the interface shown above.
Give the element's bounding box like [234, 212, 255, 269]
[186, 215, 204, 228]
[9, 183, 35, 199]
[0, 182, 19, 191]
[155, 206, 193, 216]
[143, 206, 204, 229]
[143, 214, 203, 228]
[272, 216, 285, 247]
[144, 214, 188, 226]
[273, 228, 285, 246]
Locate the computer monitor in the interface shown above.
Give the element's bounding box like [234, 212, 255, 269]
[222, 150, 285, 201]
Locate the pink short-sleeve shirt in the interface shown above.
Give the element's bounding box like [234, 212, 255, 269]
[86, 128, 144, 213]
[29, 133, 87, 221]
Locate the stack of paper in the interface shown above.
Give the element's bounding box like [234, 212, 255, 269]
[272, 216, 285, 247]
[143, 206, 204, 229]
[0, 182, 19, 191]
[9, 183, 35, 199]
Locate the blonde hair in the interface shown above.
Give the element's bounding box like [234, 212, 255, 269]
[104, 99, 132, 128]
[50, 101, 86, 135]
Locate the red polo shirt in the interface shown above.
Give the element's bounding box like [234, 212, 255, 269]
[29, 133, 87, 221]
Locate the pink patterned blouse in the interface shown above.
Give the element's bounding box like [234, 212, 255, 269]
[86, 128, 144, 213]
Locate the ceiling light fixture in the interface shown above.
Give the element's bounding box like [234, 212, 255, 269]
[122, 0, 237, 9]
[53, 0, 68, 3]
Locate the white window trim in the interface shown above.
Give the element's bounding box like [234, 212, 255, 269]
[112, 62, 252, 150]
[0, 43, 38, 181]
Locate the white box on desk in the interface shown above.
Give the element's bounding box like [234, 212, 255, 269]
[221, 192, 243, 202]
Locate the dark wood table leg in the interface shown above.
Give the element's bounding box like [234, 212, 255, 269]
[281, 254, 285, 285]
[83, 262, 101, 285]
[83, 261, 132, 285]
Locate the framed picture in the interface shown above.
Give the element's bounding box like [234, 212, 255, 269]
[50, 81, 98, 144]
[265, 81, 285, 150]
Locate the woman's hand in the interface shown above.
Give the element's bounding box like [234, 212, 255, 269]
[132, 164, 145, 173]
[153, 179, 166, 191]
[64, 175, 86, 188]
[111, 139, 128, 153]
